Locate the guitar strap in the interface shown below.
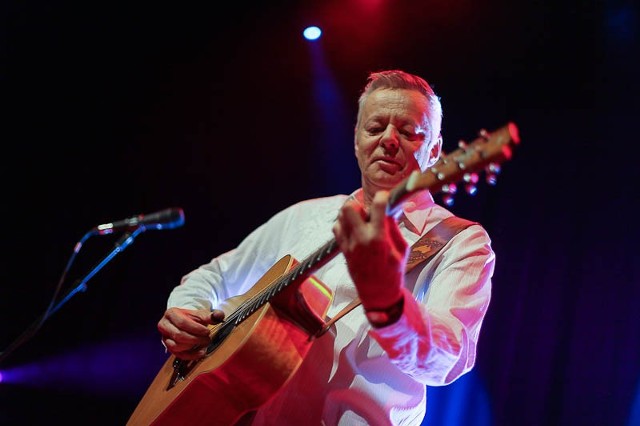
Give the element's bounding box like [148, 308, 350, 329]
[315, 215, 477, 337]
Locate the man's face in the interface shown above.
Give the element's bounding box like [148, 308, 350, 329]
[355, 88, 434, 192]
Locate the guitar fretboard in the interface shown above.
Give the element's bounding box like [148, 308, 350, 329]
[230, 238, 340, 326]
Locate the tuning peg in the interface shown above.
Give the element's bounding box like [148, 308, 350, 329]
[465, 184, 478, 195]
[463, 172, 479, 195]
[463, 172, 479, 184]
[478, 128, 491, 140]
[486, 163, 501, 174]
[442, 183, 458, 195]
[485, 163, 501, 186]
[458, 139, 468, 149]
[440, 183, 457, 206]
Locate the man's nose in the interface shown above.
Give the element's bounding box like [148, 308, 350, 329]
[380, 126, 400, 150]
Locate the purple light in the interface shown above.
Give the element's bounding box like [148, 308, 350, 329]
[0, 332, 167, 398]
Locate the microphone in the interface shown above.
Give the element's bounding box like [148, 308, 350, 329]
[92, 207, 185, 235]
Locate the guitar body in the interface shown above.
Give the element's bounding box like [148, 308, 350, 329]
[127, 255, 333, 426]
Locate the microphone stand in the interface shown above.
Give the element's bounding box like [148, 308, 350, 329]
[0, 227, 146, 365]
[47, 228, 144, 317]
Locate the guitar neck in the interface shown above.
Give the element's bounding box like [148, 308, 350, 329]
[229, 238, 340, 326]
[388, 123, 519, 216]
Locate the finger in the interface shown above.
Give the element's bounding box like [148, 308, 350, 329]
[210, 309, 225, 323]
[157, 315, 181, 338]
[339, 202, 368, 243]
[369, 191, 390, 230]
[172, 346, 208, 361]
[167, 308, 211, 337]
[160, 323, 210, 349]
[342, 200, 367, 225]
[163, 335, 209, 354]
[334, 203, 353, 248]
[158, 309, 211, 349]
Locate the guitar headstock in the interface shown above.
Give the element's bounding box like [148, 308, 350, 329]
[388, 122, 520, 214]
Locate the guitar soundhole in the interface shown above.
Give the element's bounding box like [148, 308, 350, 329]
[207, 321, 234, 354]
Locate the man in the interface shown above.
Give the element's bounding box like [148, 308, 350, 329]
[157, 69, 495, 425]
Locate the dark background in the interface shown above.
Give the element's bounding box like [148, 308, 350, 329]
[1, 1, 639, 425]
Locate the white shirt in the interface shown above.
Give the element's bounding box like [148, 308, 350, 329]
[167, 188, 495, 425]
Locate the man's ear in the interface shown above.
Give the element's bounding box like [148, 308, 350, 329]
[425, 134, 443, 168]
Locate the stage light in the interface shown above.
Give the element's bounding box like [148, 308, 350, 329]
[303, 26, 322, 41]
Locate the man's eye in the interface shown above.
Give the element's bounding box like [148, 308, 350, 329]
[404, 130, 426, 142]
[401, 130, 419, 139]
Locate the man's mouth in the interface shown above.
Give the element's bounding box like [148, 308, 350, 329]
[374, 158, 402, 173]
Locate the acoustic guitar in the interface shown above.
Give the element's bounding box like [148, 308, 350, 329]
[127, 122, 521, 425]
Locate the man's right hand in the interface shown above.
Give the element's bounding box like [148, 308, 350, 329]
[157, 307, 225, 360]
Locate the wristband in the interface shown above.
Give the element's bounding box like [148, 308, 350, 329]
[364, 297, 404, 328]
